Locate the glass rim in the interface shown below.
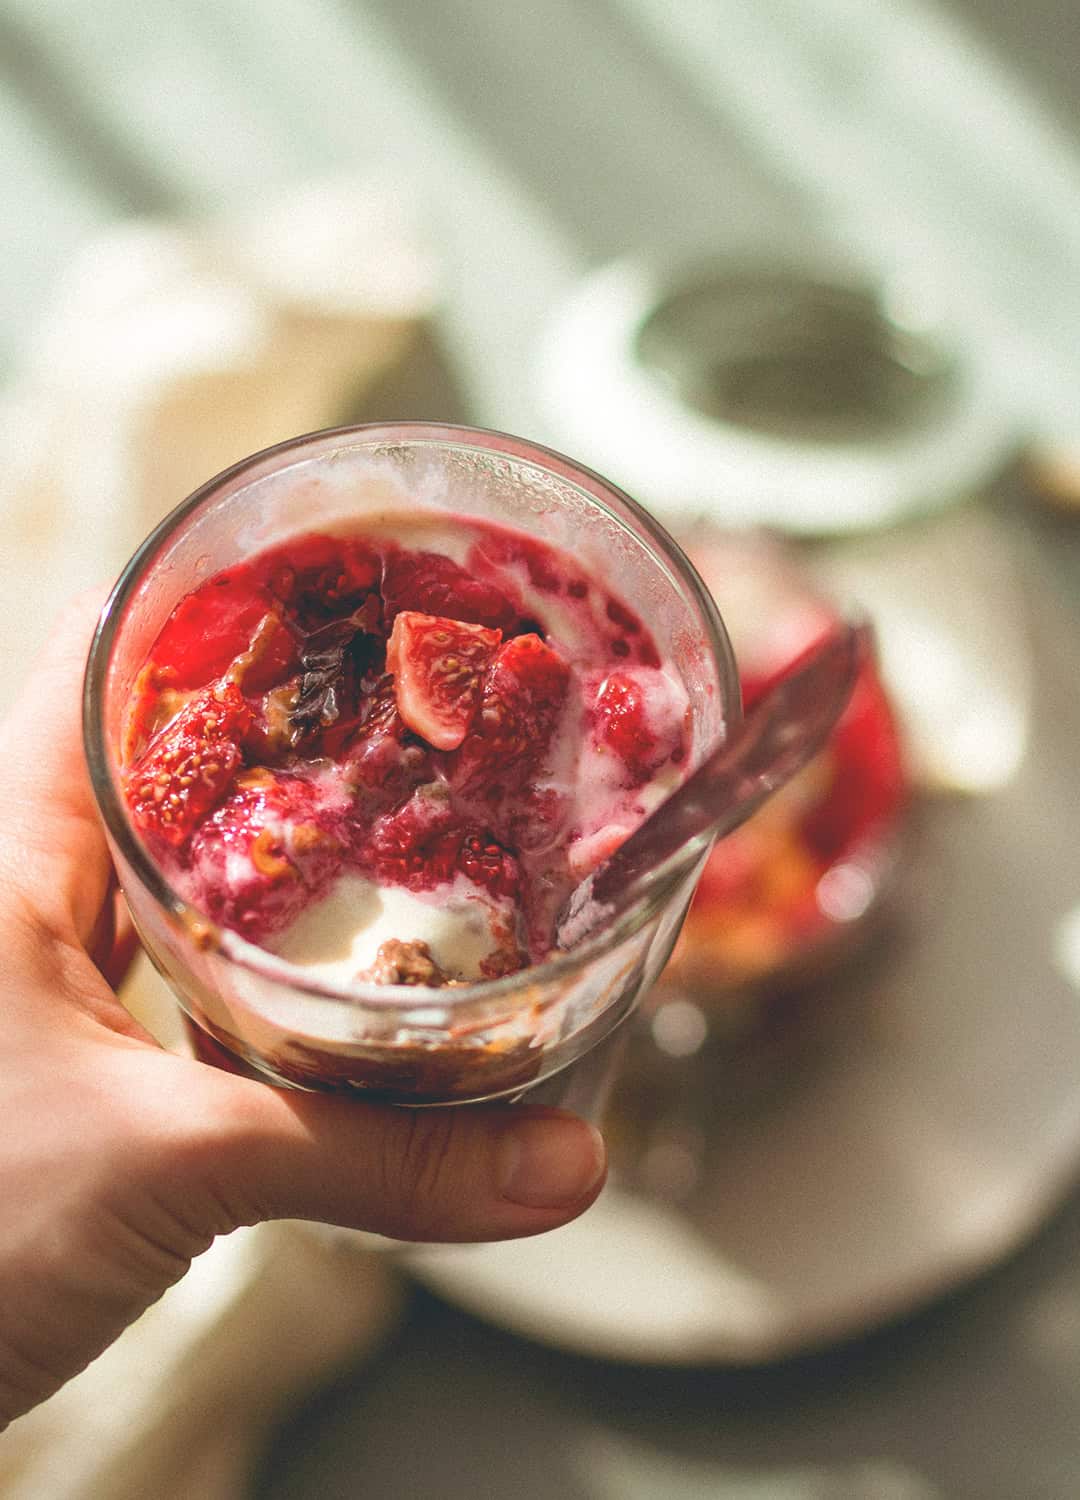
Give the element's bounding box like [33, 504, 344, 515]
[82, 420, 741, 1013]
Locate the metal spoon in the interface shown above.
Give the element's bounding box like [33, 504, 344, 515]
[556, 620, 872, 951]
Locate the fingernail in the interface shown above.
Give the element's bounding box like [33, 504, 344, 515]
[497, 1113, 606, 1208]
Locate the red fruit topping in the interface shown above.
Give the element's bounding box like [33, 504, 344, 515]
[366, 791, 521, 900]
[449, 633, 571, 798]
[126, 517, 680, 983]
[365, 789, 457, 886]
[387, 611, 502, 751]
[340, 676, 432, 809]
[256, 533, 381, 629]
[125, 682, 254, 848]
[466, 531, 564, 593]
[381, 547, 519, 631]
[151, 566, 298, 692]
[456, 830, 522, 900]
[592, 667, 686, 787]
[185, 769, 346, 939]
[592, 670, 658, 785]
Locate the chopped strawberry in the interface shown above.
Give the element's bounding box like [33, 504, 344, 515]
[387, 611, 502, 751]
[381, 547, 519, 631]
[364, 789, 458, 888]
[150, 565, 298, 691]
[125, 682, 254, 848]
[592, 671, 657, 785]
[366, 790, 521, 901]
[184, 769, 348, 940]
[449, 633, 570, 799]
[456, 830, 522, 901]
[591, 667, 687, 786]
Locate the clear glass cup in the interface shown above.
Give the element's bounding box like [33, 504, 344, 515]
[83, 423, 739, 1113]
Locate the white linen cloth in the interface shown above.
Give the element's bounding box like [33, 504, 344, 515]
[0, 175, 437, 708]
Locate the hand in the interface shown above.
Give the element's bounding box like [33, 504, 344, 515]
[0, 594, 606, 1428]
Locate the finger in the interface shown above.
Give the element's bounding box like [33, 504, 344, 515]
[187, 1074, 607, 1244]
[0, 588, 113, 949]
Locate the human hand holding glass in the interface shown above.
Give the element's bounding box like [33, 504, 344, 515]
[0, 593, 606, 1429]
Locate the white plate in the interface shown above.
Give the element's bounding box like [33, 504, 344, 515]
[407, 947, 1080, 1364]
[535, 258, 1015, 535]
[406, 564, 1080, 1364]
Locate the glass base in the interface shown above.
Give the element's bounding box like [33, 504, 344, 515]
[182, 1004, 633, 1123]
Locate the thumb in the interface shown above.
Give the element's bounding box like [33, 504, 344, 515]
[185, 1071, 607, 1243]
[0, 588, 114, 948]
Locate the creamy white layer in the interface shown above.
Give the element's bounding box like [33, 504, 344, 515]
[270, 871, 508, 984]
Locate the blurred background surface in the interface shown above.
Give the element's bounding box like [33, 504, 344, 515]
[1, 1, 1080, 1496]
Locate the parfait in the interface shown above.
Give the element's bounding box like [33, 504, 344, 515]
[85, 425, 736, 1103]
[122, 516, 692, 991]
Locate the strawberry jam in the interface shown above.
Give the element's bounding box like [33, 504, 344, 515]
[122, 514, 692, 985]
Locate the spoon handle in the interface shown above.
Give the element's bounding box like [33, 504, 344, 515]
[557, 621, 872, 949]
